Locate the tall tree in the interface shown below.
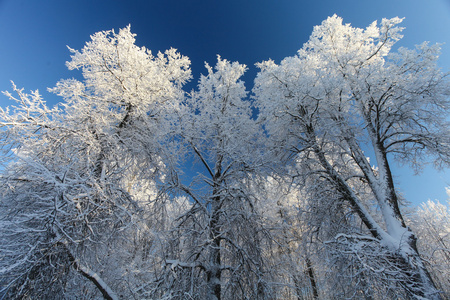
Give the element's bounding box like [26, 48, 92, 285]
[161, 57, 269, 300]
[1, 18, 449, 300]
[253, 15, 449, 299]
[0, 26, 191, 299]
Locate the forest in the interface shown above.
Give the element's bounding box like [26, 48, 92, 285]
[0, 15, 449, 299]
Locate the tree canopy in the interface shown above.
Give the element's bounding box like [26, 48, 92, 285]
[0, 16, 449, 300]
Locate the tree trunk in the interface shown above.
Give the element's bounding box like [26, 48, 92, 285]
[305, 257, 319, 299]
[372, 139, 441, 299]
[308, 126, 442, 299]
[207, 204, 222, 300]
[207, 163, 223, 300]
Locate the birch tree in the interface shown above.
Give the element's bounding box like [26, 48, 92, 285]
[253, 15, 449, 299]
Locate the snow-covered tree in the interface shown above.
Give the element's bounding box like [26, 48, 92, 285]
[1, 16, 449, 300]
[251, 175, 320, 299]
[157, 57, 270, 300]
[0, 26, 190, 299]
[410, 189, 450, 298]
[253, 15, 449, 299]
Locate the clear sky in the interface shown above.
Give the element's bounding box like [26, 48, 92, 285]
[0, 0, 449, 206]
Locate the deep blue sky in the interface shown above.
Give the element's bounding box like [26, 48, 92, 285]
[0, 0, 449, 206]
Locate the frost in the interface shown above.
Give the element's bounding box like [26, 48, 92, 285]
[0, 17, 448, 299]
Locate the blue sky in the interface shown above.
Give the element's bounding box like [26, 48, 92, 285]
[0, 0, 449, 206]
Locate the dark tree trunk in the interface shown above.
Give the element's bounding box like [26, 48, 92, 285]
[305, 257, 319, 299]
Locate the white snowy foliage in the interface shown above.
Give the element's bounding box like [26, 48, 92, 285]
[0, 25, 192, 299]
[0, 17, 449, 299]
[254, 15, 448, 299]
[411, 194, 450, 296]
